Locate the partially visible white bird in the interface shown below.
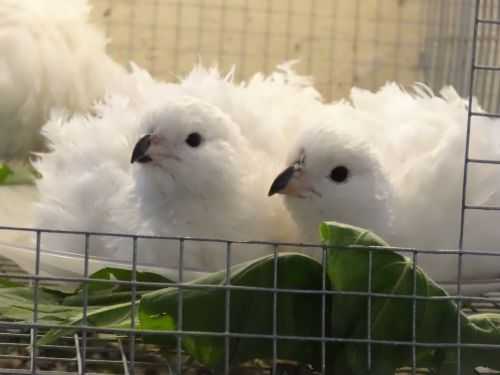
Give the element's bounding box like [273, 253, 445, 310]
[269, 82, 500, 288]
[0, 0, 128, 160]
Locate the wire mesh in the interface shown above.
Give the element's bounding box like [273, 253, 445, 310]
[0, 226, 500, 374]
[1, 0, 500, 374]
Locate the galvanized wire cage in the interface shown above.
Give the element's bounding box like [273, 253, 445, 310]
[0, 0, 500, 374]
[1, 228, 500, 374]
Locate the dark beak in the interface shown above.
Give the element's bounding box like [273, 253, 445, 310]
[268, 166, 295, 196]
[131, 134, 153, 164]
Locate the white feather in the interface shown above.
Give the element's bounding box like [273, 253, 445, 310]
[0, 0, 128, 160]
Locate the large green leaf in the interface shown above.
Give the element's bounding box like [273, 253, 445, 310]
[320, 221, 500, 374]
[139, 253, 328, 371]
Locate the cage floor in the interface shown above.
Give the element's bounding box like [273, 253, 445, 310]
[0, 255, 498, 375]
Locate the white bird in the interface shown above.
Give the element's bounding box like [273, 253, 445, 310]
[269, 82, 500, 290]
[33, 65, 294, 277]
[107, 93, 292, 272]
[0, 0, 127, 160]
[268, 102, 394, 243]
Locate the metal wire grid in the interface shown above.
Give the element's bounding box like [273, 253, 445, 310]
[0, 0, 499, 374]
[0, 227, 500, 374]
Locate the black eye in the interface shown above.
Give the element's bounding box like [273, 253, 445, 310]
[330, 166, 349, 183]
[185, 132, 202, 147]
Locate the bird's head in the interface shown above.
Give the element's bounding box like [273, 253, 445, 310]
[268, 113, 393, 240]
[130, 95, 247, 205]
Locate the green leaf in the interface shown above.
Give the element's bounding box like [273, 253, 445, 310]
[139, 254, 328, 371]
[39, 268, 172, 343]
[0, 164, 14, 184]
[436, 313, 500, 374]
[320, 221, 500, 374]
[0, 286, 86, 325]
[63, 267, 174, 306]
[39, 301, 135, 346]
[0, 163, 40, 185]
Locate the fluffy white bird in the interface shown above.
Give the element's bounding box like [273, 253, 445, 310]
[0, 0, 127, 160]
[107, 94, 291, 272]
[269, 83, 500, 287]
[268, 102, 394, 243]
[33, 65, 294, 276]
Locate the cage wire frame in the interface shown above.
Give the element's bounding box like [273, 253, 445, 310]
[1, 230, 500, 374]
[0, 0, 500, 374]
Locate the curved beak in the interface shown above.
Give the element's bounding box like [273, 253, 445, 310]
[268, 166, 295, 196]
[131, 134, 153, 164]
[268, 165, 316, 198]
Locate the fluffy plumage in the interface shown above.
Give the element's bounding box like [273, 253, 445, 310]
[270, 83, 500, 284]
[176, 62, 324, 159]
[0, 0, 127, 160]
[269, 103, 393, 243]
[33, 65, 295, 275]
[107, 93, 290, 271]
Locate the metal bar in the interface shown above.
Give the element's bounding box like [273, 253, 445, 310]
[172, 0, 182, 73]
[469, 111, 500, 118]
[262, 0, 272, 73]
[464, 204, 500, 211]
[366, 250, 372, 372]
[176, 239, 184, 375]
[149, 0, 160, 75]
[30, 231, 41, 375]
[272, 245, 278, 375]
[0, 226, 331, 247]
[306, 0, 316, 73]
[238, 0, 249, 78]
[487, 0, 500, 113]
[125, 0, 136, 62]
[0, 276, 500, 302]
[217, 0, 227, 68]
[320, 246, 326, 375]
[224, 242, 231, 375]
[80, 234, 90, 375]
[467, 158, 500, 165]
[477, 18, 500, 24]
[458, 1, 482, 374]
[2, 321, 500, 349]
[474, 64, 500, 71]
[411, 253, 418, 375]
[128, 237, 138, 374]
[4, 231, 500, 255]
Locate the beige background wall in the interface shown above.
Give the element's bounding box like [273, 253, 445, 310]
[88, 0, 426, 99]
[88, 0, 499, 111]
